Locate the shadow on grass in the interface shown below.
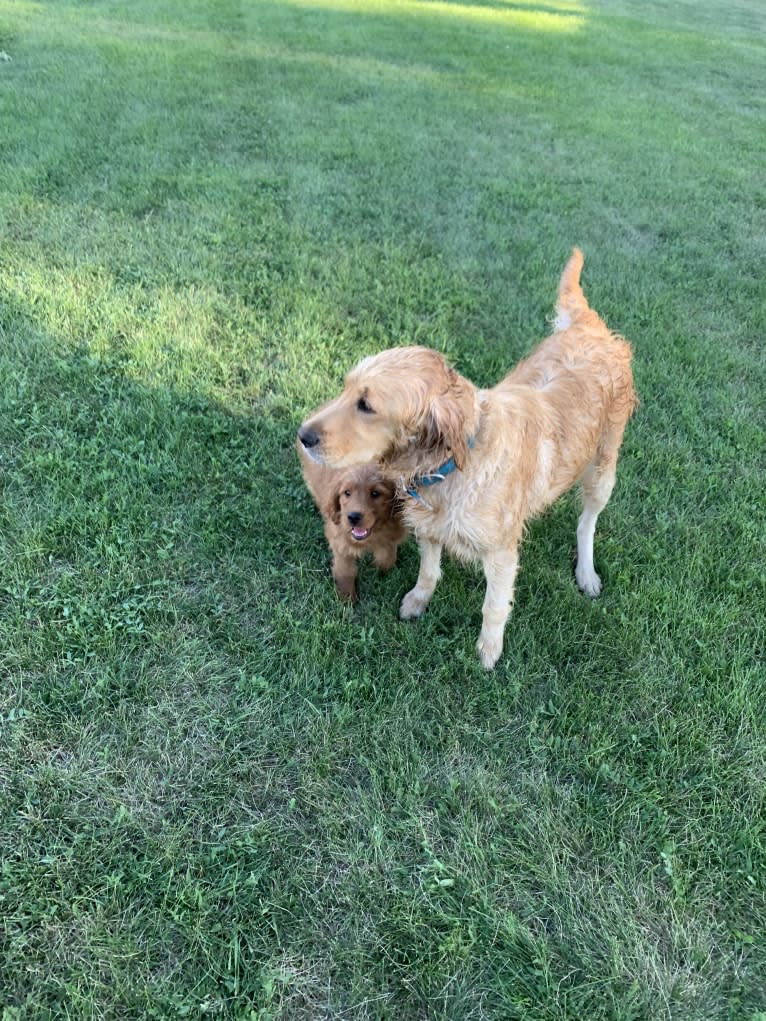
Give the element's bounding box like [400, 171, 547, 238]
[0, 271, 628, 707]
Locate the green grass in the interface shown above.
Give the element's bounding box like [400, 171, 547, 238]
[1, 0, 764, 1017]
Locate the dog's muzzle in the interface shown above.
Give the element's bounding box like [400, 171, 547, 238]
[298, 427, 321, 450]
[298, 427, 324, 463]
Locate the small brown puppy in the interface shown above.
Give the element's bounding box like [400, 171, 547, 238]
[298, 444, 406, 602]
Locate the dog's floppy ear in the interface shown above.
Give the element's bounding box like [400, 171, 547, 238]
[422, 368, 469, 469]
[376, 478, 397, 516]
[318, 485, 343, 526]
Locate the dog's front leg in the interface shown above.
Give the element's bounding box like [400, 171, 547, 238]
[373, 545, 398, 574]
[476, 548, 519, 669]
[332, 553, 359, 603]
[400, 539, 442, 620]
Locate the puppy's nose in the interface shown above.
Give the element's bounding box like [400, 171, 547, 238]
[298, 426, 320, 449]
[347, 512, 363, 526]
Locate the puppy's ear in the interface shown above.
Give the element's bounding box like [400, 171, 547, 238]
[377, 479, 397, 516]
[320, 486, 343, 525]
[382, 479, 397, 504]
[423, 369, 469, 469]
[390, 485, 406, 521]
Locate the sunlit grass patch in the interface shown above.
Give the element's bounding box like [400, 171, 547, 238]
[281, 0, 587, 33]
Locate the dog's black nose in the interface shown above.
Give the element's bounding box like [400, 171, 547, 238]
[298, 426, 320, 449]
[347, 512, 362, 526]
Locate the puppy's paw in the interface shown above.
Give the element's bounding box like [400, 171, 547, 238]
[476, 631, 503, 670]
[575, 564, 602, 598]
[334, 578, 358, 603]
[400, 588, 429, 620]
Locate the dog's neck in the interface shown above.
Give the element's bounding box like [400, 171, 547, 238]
[404, 436, 478, 505]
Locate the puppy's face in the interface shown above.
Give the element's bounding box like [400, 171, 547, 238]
[334, 468, 396, 543]
[297, 347, 459, 470]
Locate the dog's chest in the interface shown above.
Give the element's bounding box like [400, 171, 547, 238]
[403, 485, 491, 562]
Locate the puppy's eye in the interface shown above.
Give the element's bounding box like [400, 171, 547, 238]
[370, 490, 380, 499]
[357, 395, 375, 414]
[343, 490, 351, 497]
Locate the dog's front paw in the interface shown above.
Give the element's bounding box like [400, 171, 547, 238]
[575, 564, 602, 598]
[476, 631, 503, 670]
[334, 576, 358, 603]
[400, 588, 429, 620]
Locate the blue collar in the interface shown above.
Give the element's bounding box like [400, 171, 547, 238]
[405, 438, 475, 505]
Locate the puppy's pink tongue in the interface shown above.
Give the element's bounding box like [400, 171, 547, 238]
[352, 527, 369, 540]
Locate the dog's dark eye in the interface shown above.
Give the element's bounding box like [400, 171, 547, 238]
[370, 490, 380, 499]
[343, 490, 351, 497]
[357, 395, 375, 414]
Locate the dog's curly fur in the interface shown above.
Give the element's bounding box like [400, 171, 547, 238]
[298, 249, 637, 666]
[298, 444, 407, 602]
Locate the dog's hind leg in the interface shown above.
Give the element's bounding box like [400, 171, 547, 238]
[477, 547, 520, 670]
[400, 539, 442, 620]
[575, 426, 625, 597]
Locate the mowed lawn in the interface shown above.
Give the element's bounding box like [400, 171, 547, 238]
[1, 0, 764, 1017]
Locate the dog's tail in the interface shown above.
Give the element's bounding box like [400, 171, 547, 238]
[553, 247, 589, 331]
